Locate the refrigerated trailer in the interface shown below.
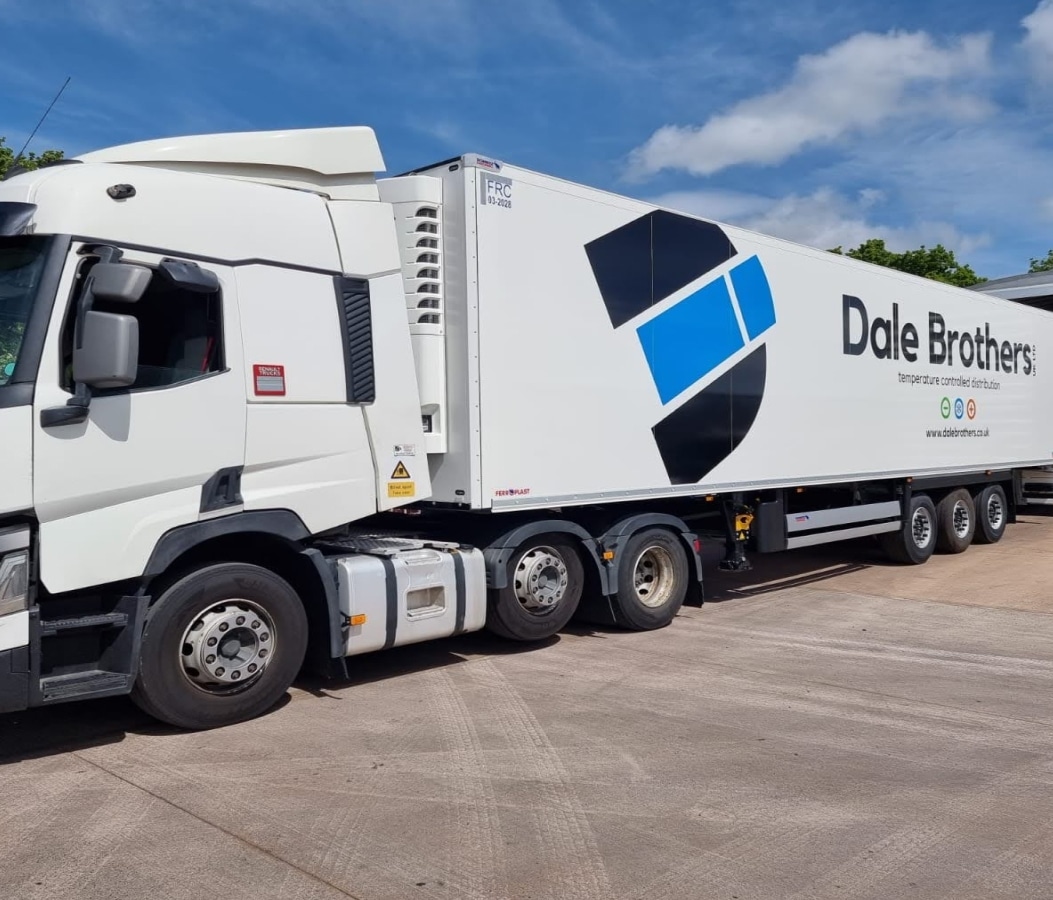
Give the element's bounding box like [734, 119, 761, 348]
[0, 127, 1048, 728]
[973, 270, 1053, 504]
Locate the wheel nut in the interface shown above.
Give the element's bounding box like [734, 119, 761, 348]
[251, 621, 260, 629]
[232, 671, 241, 680]
[207, 637, 218, 647]
[236, 616, 245, 626]
[215, 667, 225, 676]
[206, 655, 216, 664]
[259, 649, 268, 658]
[248, 664, 258, 673]
[219, 623, 229, 632]
[260, 633, 270, 642]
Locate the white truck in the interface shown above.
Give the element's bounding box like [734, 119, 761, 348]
[0, 127, 1048, 729]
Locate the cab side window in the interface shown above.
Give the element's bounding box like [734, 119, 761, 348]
[63, 259, 224, 391]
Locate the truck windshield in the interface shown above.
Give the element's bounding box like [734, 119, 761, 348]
[0, 236, 50, 386]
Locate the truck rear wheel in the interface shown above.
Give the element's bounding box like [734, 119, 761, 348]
[486, 539, 584, 641]
[936, 489, 975, 553]
[131, 563, 308, 730]
[880, 494, 937, 564]
[611, 529, 688, 631]
[973, 484, 1008, 544]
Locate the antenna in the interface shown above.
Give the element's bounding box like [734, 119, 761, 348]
[13, 76, 71, 166]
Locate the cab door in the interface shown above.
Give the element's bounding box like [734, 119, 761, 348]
[32, 248, 246, 595]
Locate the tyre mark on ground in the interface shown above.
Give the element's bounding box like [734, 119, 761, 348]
[429, 669, 506, 898]
[457, 658, 613, 900]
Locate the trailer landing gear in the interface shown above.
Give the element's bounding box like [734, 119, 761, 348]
[719, 499, 754, 572]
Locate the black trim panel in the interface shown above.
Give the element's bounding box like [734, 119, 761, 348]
[380, 556, 398, 650]
[200, 466, 244, 514]
[333, 276, 376, 404]
[452, 550, 467, 635]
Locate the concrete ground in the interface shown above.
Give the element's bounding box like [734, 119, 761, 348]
[4, 514, 1053, 900]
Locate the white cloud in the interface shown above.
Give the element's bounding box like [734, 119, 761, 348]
[1023, 0, 1053, 79]
[627, 30, 992, 179]
[649, 186, 989, 257]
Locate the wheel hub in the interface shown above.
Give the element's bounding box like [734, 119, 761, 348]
[952, 500, 972, 538]
[633, 546, 677, 609]
[911, 507, 933, 549]
[181, 600, 274, 692]
[987, 494, 1004, 530]
[514, 547, 569, 613]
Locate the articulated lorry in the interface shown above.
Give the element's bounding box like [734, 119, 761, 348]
[0, 127, 1049, 729]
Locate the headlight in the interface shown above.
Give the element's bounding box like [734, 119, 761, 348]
[0, 550, 28, 616]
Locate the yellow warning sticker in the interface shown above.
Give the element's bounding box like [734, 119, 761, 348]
[388, 481, 416, 498]
[391, 461, 411, 479]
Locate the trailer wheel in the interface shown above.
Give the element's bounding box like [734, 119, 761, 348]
[610, 529, 688, 631]
[131, 563, 308, 730]
[973, 484, 1008, 544]
[936, 489, 976, 553]
[880, 494, 937, 564]
[486, 540, 584, 641]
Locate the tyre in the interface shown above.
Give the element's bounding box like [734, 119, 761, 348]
[610, 529, 688, 631]
[486, 539, 584, 641]
[936, 488, 976, 553]
[131, 563, 308, 730]
[879, 494, 937, 564]
[973, 484, 1008, 544]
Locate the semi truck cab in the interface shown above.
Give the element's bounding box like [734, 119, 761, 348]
[0, 128, 500, 726]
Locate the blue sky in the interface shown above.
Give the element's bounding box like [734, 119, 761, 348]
[1, 0, 1051, 277]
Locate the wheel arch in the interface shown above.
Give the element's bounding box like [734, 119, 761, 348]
[597, 513, 703, 595]
[482, 520, 607, 593]
[142, 511, 346, 677]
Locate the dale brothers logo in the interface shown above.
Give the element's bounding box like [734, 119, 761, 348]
[842, 296, 1035, 376]
[585, 211, 777, 485]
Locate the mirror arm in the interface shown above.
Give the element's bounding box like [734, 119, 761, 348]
[40, 247, 124, 429]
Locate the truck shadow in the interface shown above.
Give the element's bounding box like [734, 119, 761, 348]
[700, 539, 880, 604]
[0, 632, 553, 763]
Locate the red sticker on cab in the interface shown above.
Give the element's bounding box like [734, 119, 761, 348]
[253, 364, 286, 396]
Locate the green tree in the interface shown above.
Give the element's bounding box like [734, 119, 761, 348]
[830, 238, 986, 287]
[1028, 250, 1053, 273]
[0, 136, 64, 179]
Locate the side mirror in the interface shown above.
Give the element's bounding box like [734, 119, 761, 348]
[73, 311, 139, 389]
[90, 262, 152, 304]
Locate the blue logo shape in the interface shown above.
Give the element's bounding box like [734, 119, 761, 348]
[636, 255, 775, 404]
[954, 398, 964, 420]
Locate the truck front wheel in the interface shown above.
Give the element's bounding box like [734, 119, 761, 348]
[486, 539, 584, 641]
[880, 494, 937, 565]
[132, 563, 308, 729]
